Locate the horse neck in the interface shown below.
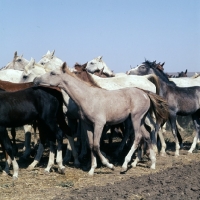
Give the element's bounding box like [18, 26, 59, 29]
[151, 68, 175, 93]
[60, 73, 96, 107]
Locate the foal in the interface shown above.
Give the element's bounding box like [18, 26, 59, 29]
[34, 62, 169, 175]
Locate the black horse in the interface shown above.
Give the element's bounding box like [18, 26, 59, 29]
[0, 86, 74, 178]
[128, 60, 200, 156]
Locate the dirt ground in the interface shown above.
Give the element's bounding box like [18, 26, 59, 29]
[0, 117, 200, 200]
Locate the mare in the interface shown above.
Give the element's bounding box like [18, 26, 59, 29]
[3, 51, 29, 71]
[0, 84, 78, 178]
[127, 60, 200, 156]
[34, 62, 169, 175]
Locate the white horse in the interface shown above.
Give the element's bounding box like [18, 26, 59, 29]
[3, 51, 29, 71]
[169, 77, 200, 87]
[38, 50, 64, 71]
[86, 56, 116, 76]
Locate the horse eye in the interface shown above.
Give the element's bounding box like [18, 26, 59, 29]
[50, 71, 55, 75]
[23, 75, 27, 79]
[41, 62, 45, 65]
[17, 59, 22, 62]
[90, 62, 94, 65]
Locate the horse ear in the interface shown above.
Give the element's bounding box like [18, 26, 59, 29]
[46, 50, 50, 55]
[51, 50, 55, 58]
[97, 56, 103, 61]
[185, 69, 187, 74]
[14, 51, 17, 58]
[62, 62, 67, 73]
[161, 62, 165, 67]
[30, 57, 35, 66]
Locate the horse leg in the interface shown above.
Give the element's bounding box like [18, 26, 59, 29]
[59, 116, 80, 168]
[27, 121, 46, 170]
[176, 119, 184, 132]
[188, 112, 200, 153]
[112, 119, 132, 157]
[0, 127, 19, 179]
[22, 124, 32, 159]
[45, 117, 65, 173]
[144, 114, 158, 154]
[177, 127, 183, 149]
[158, 125, 167, 156]
[93, 122, 114, 170]
[141, 124, 156, 169]
[1, 143, 12, 175]
[131, 142, 143, 168]
[32, 120, 38, 147]
[169, 114, 180, 156]
[82, 122, 97, 176]
[63, 118, 77, 165]
[10, 127, 18, 155]
[79, 119, 90, 162]
[121, 123, 142, 173]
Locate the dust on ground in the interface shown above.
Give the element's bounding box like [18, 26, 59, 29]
[0, 117, 200, 200]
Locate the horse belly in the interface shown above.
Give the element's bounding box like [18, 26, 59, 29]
[0, 105, 38, 127]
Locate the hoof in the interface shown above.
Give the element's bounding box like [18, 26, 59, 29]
[131, 162, 137, 168]
[110, 165, 115, 171]
[160, 152, 167, 157]
[188, 150, 193, 154]
[150, 165, 156, 170]
[27, 165, 34, 171]
[120, 166, 127, 174]
[174, 152, 179, 157]
[2, 171, 8, 176]
[58, 167, 66, 174]
[74, 162, 81, 168]
[12, 176, 18, 180]
[88, 171, 94, 176]
[44, 169, 50, 174]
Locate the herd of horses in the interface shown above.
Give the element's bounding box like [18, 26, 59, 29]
[0, 50, 200, 179]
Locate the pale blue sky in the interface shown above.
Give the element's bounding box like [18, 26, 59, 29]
[1, 0, 200, 73]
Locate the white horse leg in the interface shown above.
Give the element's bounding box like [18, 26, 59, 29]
[188, 133, 198, 153]
[44, 142, 55, 173]
[27, 143, 44, 170]
[158, 127, 167, 156]
[188, 115, 200, 153]
[22, 125, 32, 158]
[145, 114, 158, 154]
[56, 149, 65, 174]
[131, 147, 142, 168]
[12, 157, 19, 179]
[122, 132, 142, 172]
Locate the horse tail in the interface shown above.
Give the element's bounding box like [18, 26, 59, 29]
[145, 91, 169, 124]
[146, 74, 160, 95]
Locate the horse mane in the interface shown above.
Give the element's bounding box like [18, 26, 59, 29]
[144, 60, 176, 86]
[65, 64, 101, 88]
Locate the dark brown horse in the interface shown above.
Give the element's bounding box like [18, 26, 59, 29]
[0, 82, 79, 178]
